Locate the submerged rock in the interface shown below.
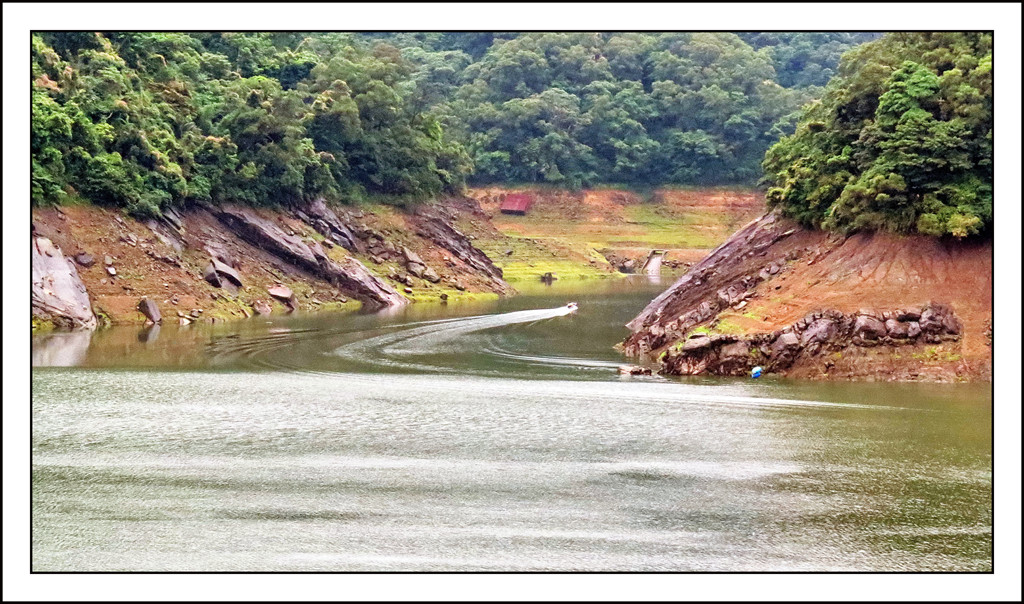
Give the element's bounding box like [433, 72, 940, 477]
[618, 365, 652, 376]
[253, 300, 273, 316]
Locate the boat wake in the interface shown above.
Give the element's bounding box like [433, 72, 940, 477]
[331, 305, 583, 374]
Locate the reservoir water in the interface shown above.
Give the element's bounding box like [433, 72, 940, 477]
[31, 277, 992, 571]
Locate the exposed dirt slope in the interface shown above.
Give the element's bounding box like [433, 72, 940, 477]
[623, 212, 992, 382]
[32, 197, 513, 327]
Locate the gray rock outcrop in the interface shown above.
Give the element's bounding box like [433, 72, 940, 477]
[659, 303, 963, 377]
[413, 205, 513, 295]
[32, 237, 96, 330]
[214, 206, 406, 308]
[302, 198, 359, 252]
[623, 211, 803, 357]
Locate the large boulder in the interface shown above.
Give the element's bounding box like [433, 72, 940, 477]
[210, 258, 242, 286]
[896, 308, 922, 322]
[422, 266, 442, 283]
[800, 318, 837, 346]
[771, 331, 800, 356]
[717, 340, 751, 374]
[901, 304, 960, 339]
[203, 262, 222, 287]
[401, 246, 425, 267]
[853, 314, 887, 340]
[407, 261, 426, 279]
[203, 258, 243, 293]
[885, 318, 909, 339]
[941, 312, 961, 336]
[32, 237, 96, 330]
[681, 334, 715, 352]
[137, 298, 161, 324]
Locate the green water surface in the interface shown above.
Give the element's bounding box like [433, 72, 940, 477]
[32, 276, 992, 571]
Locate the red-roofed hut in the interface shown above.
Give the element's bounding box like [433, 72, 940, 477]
[500, 193, 534, 215]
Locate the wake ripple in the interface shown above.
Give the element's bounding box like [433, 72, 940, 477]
[330, 305, 581, 373]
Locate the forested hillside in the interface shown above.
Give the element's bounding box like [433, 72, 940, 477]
[762, 33, 992, 238]
[373, 32, 875, 187]
[31, 32, 873, 217]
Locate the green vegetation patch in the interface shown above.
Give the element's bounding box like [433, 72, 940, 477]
[762, 33, 992, 238]
[32, 316, 56, 332]
[31, 32, 876, 218]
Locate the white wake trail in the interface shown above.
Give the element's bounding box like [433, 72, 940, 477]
[331, 305, 576, 372]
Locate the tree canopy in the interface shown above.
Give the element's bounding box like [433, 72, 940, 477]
[31, 32, 877, 217]
[31, 32, 471, 216]
[761, 33, 992, 238]
[379, 32, 875, 188]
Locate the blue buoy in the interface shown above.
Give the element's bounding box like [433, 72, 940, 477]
[751, 366, 763, 379]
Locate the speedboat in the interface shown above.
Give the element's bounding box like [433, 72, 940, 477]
[566, 302, 579, 313]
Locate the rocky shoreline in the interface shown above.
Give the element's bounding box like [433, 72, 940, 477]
[622, 211, 992, 382]
[31, 196, 514, 329]
[31, 193, 992, 382]
[661, 304, 963, 378]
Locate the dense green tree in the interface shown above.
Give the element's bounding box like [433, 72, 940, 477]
[762, 33, 991, 237]
[32, 31, 878, 215]
[31, 32, 470, 216]
[415, 32, 866, 187]
[738, 33, 879, 88]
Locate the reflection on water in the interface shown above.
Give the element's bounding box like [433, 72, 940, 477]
[31, 330, 92, 367]
[31, 276, 992, 571]
[136, 323, 160, 344]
